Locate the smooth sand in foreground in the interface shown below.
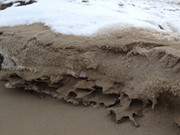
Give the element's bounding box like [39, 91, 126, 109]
[0, 82, 179, 135]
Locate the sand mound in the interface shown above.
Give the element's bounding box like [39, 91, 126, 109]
[0, 23, 180, 127]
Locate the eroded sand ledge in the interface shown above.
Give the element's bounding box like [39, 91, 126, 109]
[0, 23, 180, 127]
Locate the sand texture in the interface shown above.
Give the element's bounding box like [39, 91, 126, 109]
[0, 24, 180, 129]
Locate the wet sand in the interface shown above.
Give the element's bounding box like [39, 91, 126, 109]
[0, 81, 179, 135]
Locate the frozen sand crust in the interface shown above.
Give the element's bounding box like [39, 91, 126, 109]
[1, 24, 180, 126]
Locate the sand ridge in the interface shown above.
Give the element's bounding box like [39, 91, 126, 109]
[0, 24, 180, 127]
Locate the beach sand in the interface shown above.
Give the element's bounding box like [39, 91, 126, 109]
[0, 24, 180, 134]
[0, 81, 179, 135]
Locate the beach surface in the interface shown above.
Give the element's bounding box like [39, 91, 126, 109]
[1, 0, 180, 134]
[0, 81, 179, 135]
[0, 24, 180, 134]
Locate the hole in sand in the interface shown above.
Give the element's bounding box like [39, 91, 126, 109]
[0, 53, 4, 69]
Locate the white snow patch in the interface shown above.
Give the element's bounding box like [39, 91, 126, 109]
[0, 0, 180, 35]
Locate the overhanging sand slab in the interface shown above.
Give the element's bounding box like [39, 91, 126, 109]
[0, 23, 180, 128]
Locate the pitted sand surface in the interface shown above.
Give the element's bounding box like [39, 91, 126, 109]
[0, 24, 180, 132]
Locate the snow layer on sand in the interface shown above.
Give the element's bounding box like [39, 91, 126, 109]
[0, 0, 180, 35]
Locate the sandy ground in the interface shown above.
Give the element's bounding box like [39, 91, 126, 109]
[1, 24, 180, 134]
[0, 81, 179, 135]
